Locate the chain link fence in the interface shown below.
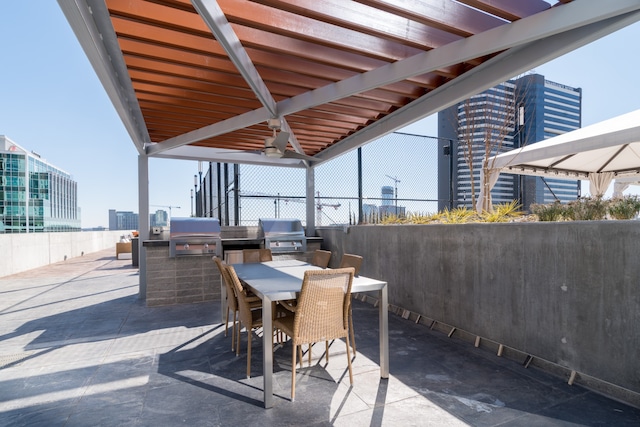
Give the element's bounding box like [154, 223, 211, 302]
[199, 132, 443, 226]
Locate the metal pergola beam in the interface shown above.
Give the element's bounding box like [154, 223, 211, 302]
[146, 0, 640, 159]
[57, 0, 149, 154]
[314, 9, 640, 163]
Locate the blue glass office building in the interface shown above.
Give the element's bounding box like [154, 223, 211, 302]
[437, 74, 581, 211]
[108, 209, 139, 230]
[515, 74, 582, 208]
[0, 136, 81, 233]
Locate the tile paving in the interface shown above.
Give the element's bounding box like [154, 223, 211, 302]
[0, 249, 639, 426]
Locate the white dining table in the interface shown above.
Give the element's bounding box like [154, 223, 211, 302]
[230, 259, 389, 408]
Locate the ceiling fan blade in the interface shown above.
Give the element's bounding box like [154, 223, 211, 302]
[272, 131, 290, 152]
[213, 149, 262, 155]
[281, 150, 317, 161]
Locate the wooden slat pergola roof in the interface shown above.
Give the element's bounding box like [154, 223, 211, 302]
[58, 0, 640, 168]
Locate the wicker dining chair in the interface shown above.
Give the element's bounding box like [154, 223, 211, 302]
[311, 249, 332, 268]
[242, 248, 273, 263]
[213, 257, 260, 352]
[273, 267, 355, 401]
[224, 264, 266, 378]
[339, 253, 362, 275]
[340, 253, 363, 352]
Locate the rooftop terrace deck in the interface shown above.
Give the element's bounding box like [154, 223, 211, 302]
[1, 250, 638, 426]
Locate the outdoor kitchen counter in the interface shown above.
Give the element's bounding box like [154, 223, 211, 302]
[220, 236, 322, 246]
[141, 240, 220, 307]
[140, 237, 322, 307]
[142, 239, 169, 247]
[142, 236, 322, 248]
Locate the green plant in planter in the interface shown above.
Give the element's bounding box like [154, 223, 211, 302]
[530, 201, 566, 221]
[380, 214, 407, 224]
[405, 212, 438, 224]
[566, 196, 608, 221]
[608, 195, 640, 219]
[482, 200, 523, 222]
[441, 207, 477, 223]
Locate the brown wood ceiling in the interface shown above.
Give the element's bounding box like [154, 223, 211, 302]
[104, 0, 566, 158]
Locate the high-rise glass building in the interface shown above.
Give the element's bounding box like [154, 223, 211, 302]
[515, 74, 582, 208]
[150, 210, 168, 227]
[108, 209, 139, 230]
[0, 136, 80, 233]
[437, 74, 582, 211]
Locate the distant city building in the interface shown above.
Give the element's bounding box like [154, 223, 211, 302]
[150, 210, 168, 227]
[381, 186, 394, 206]
[362, 204, 377, 218]
[0, 136, 80, 233]
[516, 74, 582, 208]
[379, 186, 405, 217]
[108, 209, 138, 230]
[438, 74, 581, 211]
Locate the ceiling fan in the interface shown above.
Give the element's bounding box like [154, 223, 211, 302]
[262, 128, 316, 161]
[221, 118, 316, 161]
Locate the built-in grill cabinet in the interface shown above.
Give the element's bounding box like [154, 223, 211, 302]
[169, 217, 221, 257]
[258, 218, 307, 253]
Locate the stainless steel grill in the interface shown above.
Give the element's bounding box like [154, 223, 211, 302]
[258, 218, 307, 253]
[169, 217, 221, 257]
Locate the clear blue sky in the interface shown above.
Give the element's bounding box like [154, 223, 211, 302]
[1, 3, 639, 228]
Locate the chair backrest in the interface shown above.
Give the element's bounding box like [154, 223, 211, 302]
[243, 248, 273, 263]
[213, 256, 237, 311]
[339, 253, 363, 276]
[225, 265, 255, 326]
[293, 267, 355, 344]
[311, 249, 332, 268]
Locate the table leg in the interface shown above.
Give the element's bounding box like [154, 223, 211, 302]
[262, 295, 274, 408]
[379, 284, 389, 378]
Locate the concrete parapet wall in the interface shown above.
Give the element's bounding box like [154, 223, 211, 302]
[0, 230, 135, 277]
[318, 221, 640, 405]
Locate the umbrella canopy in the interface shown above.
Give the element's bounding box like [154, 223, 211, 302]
[480, 108, 640, 211]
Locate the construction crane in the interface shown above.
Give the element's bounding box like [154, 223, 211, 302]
[282, 192, 340, 226]
[241, 191, 340, 225]
[150, 205, 181, 222]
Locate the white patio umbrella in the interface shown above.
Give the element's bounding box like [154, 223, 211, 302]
[613, 176, 640, 197]
[478, 109, 640, 212]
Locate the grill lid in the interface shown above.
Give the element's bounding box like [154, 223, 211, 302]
[258, 218, 306, 252]
[169, 217, 221, 257]
[258, 218, 304, 237]
[170, 217, 220, 238]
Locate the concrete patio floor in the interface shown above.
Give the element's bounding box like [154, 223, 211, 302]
[1, 249, 639, 426]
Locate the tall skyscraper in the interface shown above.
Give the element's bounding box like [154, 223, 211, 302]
[150, 210, 168, 227]
[515, 74, 582, 208]
[378, 185, 405, 217]
[0, 136, 80, 233]
[437, 74, 582, 211]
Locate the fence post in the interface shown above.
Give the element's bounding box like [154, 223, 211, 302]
[306, 167, 316, 235]
[358, 147, 363, 224]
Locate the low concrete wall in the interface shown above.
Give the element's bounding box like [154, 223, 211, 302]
[318, 221, 640, 405]
[0, 230, 135, 277]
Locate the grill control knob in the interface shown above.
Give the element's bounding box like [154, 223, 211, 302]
[183, 243, 189, 250]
